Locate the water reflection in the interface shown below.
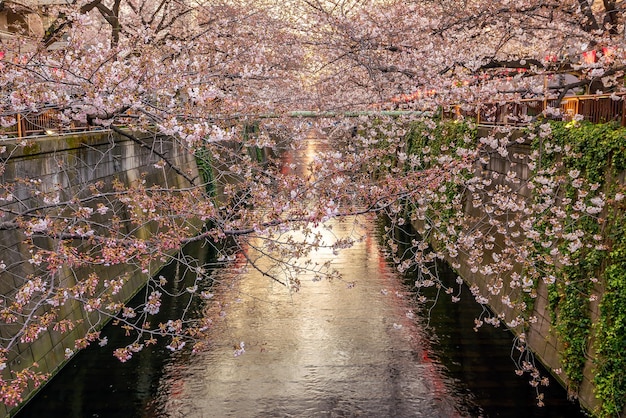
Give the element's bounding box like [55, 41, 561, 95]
[151, 215, 463, 417]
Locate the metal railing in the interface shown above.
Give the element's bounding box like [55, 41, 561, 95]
[3, 93, 626, 139]
[1, 109, 92, 138]
[462, 93, 626, 126]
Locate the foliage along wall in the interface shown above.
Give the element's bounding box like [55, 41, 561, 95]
[402, 119, 626, 418]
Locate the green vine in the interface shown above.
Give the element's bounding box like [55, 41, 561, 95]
[405, 120, 476, 225]
[194, 147, 215, 197]
[594, 196, 626, 418]
[595, 223, 626, 417]
[529, 120, 626, 417]
[402, 118, 626, 417]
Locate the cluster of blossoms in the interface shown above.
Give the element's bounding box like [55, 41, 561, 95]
[144, 290, 162, 315]
[1, 0, 625, 412]
[366, 115, 626, 412]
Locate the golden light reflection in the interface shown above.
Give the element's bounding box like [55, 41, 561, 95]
[155, 129, 456, 417]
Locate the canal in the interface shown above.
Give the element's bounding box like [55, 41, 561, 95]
[16, 133, 587, 418]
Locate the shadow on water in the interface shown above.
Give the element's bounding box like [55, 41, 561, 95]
[385, 220, 588, 418]
[411, 261, 587, 418]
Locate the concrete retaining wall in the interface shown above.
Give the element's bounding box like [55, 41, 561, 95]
[0, 131, 199, 417]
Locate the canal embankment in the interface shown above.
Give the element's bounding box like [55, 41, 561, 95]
[408, 121, 626, 418]
[15, 130, 588, 418]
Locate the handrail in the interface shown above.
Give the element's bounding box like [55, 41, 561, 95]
[2, 93, 626, 139]
[0, 109, 433, 139]
[1, 108, 94, 139]
[456, 92, 626, 127]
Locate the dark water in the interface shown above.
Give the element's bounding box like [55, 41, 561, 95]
[17, 134, 587, 418]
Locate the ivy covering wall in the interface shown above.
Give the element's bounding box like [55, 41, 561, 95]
[402, 118, 626, 418]
[540, 121, 626, 418]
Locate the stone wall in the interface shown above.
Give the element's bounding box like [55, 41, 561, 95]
[0, 131, 199, 417]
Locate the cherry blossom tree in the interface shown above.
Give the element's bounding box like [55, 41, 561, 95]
[303, 0, 626, 109]
[0, 0, 314, 407]
[1, 0, 625, 413]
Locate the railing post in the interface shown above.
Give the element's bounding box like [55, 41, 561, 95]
[17, 113, 22, 138]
